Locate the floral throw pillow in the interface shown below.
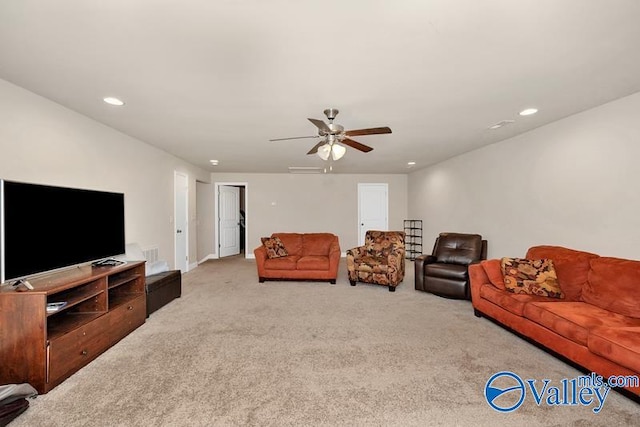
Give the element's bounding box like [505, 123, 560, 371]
[500, 257, 564, 298]
[261, 236, 288, 259]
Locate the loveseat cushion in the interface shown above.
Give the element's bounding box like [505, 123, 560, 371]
[302, 233, 335, 256]
[526, 245, 598, 301]
[263, 255, 299, 270]
[297, 255, 330, 271]
[523, 302, 640, 346]
[582, 257, 640, 318]
[272, 233, 303, 256]
[479, 284, 553, 316]
[588, 327, 640, 373]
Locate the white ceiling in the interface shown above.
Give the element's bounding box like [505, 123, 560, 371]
[1, 1, 640, 174]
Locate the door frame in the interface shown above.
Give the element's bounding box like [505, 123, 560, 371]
[174, 171, 189, 272]
[214, 182, 248, 259]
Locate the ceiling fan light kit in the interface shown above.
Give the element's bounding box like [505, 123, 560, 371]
[269, 108, 392, 162]
[317, 142, 346, 161]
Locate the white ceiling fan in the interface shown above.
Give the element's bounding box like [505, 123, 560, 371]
[270, 108, 392, 161]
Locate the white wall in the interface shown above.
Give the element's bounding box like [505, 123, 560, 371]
[196, 181, 215, 262]
[0, 78, 210, 271]
[408, 91, 640, 260]
[210, 173, 408, 255]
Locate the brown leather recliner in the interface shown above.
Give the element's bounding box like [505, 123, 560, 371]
[415, 232, 487, 300]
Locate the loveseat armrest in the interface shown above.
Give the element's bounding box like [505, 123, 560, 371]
[254, 245, 268, 279]
[328, 240, 341, 278]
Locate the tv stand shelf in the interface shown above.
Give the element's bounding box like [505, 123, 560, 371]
[0, 261, 145, 393]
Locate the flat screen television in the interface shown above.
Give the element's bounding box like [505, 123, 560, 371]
[0, 180, 125, 283]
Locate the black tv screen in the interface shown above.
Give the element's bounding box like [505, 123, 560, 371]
[1, 180, 125, 283]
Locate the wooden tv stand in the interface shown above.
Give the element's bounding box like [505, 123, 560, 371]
[0, 261, 146, 394]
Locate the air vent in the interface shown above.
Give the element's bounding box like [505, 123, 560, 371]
[142, 247, 159, 264]
[488, 120, 515, 130]
[288, 167, 323, 174]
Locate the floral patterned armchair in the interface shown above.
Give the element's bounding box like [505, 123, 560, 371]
[346, 230, 406, 292]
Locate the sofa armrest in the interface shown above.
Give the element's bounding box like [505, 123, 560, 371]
[469, 263, 490, 305]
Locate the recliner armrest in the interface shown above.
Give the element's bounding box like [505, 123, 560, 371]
[414, 254, 436, 291]
[417, 254, 437, 264]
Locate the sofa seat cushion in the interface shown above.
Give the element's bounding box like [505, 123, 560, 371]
[354, 256, 388, 274]
[583, 257, 640, 319]
[263, 255, 300, 270]
[297, 256, 330, 271]
[424, 263, 468, 280]
[479, 284, 553, 316]
[523, 302, 640, 346]
[526, 246, 598, 301]
[588, 327, 640, 373]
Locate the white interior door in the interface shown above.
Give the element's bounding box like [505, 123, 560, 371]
[219, 185, 240, 257]
[358, 183, 388, 245]
[174, 172, 189, 272]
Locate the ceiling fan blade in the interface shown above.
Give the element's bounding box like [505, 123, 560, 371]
[345, 126, 392, 137]
[342, 138, 373, 153]
[269, 135, 320, 142]
[306, 141, 326, 155]
[308, 118, 331, 133]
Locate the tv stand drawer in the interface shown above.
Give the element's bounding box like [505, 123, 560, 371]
[48, 314, 110, 386]
[108, 295, 146, 343]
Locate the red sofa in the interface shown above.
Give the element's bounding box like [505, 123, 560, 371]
[254, 233, 340, 284]
[470, 245, 640, 396]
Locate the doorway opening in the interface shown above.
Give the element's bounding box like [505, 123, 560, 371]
[214, 182, 248, 258]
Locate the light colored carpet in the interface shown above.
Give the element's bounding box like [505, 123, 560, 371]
[11, 256, 640, 426]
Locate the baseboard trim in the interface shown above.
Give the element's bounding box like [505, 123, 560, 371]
[198, 254, 216, 264]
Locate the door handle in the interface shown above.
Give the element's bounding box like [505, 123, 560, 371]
[176, 229, 182, 234]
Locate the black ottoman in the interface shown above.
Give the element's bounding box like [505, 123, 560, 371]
[145, 270, 181, 317]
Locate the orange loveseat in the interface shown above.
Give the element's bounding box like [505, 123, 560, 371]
[254, 233, 341, 284]
[470, 245, 640, 396]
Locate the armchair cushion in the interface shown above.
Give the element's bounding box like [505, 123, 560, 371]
[424, 263, 468, 280]
[434, 233, 483, 265]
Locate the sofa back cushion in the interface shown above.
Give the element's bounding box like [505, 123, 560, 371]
[583, 257, 640, 319]
[526, 245, 599, 301]
[302, 233, 337, 256]
[272, 233, 303, 256]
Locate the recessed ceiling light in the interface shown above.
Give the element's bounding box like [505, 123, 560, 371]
[209, 160, 219, 166]
[103, 97, 124, 106]
[407, 162, 416, 166]
[519, 108, 538, 116]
